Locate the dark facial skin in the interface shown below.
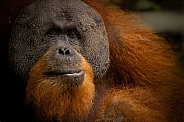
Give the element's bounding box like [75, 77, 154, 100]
[9, 0, 109, 83]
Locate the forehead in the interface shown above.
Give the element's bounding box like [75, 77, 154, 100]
[23, 0, 103, 25]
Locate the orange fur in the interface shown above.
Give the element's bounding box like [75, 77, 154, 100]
[26, 50, 94, 121]
[83, 0, 184, 121]
[0, 0, 184, 121]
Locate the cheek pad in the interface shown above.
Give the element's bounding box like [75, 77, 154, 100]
[8, 0, 110, 81]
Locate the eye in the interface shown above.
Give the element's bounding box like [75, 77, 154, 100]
[46, 27, 61, 37]
[67, 30, 78, 39]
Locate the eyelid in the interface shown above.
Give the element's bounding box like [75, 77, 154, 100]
[46, 25, 61, 37]
[46, 22, 82, 38]
[63, 24, 82, 39]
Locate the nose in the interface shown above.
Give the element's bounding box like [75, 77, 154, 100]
[56, 46, 73, 55]
[59, 48, 71, 55]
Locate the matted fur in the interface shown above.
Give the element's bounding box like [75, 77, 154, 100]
[83, 0, 184, 121]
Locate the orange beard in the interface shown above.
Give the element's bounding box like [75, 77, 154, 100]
[26, 52, 95, 121]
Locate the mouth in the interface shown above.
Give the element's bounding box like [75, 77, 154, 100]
[45, 70, 85, 87]
[46, 70, 84, 76]
[61, 70, 84, 77]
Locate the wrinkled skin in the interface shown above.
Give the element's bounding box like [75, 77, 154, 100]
[9, 0, 109, 81]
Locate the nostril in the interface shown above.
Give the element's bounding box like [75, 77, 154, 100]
[65, 49, 71, 54]
[58, 48, 72, 55]
[59, 49, 65, 55]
